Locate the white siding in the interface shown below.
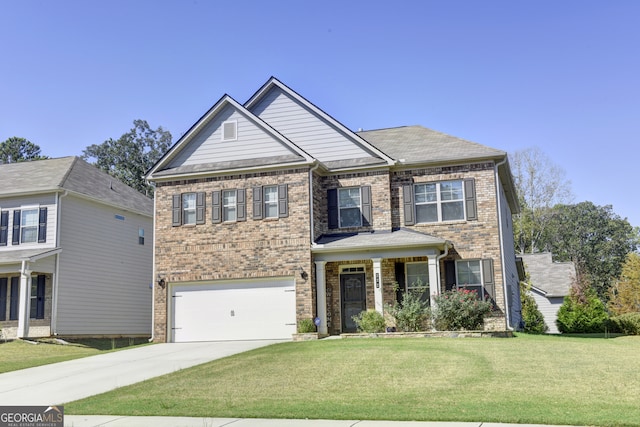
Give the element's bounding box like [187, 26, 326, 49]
[532, 291, 563, 334]
[0, 194, 57, 251]
[168, 105, 294, 168]
[55, 194, 152, 335]
[250, 87, 374, 162]
[498, 180, 522, 329]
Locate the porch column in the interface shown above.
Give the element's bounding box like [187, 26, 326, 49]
[314, 261, 328, 335]
[428, 255, 439, 307]
[17, 268, 32, 339]
[372, 258, 383, 314]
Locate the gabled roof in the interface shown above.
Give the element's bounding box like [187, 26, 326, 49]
[0, 157, 153, 216]
[357, 125, 506, 165]
[521, 253, 575, 297]
[147, 94, 314, 180]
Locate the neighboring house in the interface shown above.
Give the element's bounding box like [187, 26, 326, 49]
[146, 77, 522, 343]
[0, 157, 153, 339]
[520, 253, 575, 334]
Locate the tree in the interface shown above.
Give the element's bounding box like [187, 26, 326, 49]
[519, 279, 548, 334]
[544, 202, 639, 301]
[0, 137, 48, 163]
[556, 280, 609, 333]
[509, 147, 573, 254]
[608, 252, 640, 315]
[82, 120, 172, 196]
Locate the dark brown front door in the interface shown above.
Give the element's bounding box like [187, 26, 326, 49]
[341, 273, 366, 333]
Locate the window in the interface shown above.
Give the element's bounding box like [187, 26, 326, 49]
[415, 181, 463, 223]
[20, 208, 39, 243]
[182, 193, 197, 225]
[138, 228, 144, 245]
[223, 190, 237, 222]
[222, 120, 237, 141]
[328, 186, 372, 229]
[406, 262, 430, 302]
[404, 179, 476, 226]
[264, 186, 278, 218]
[456, 260, 483, 297]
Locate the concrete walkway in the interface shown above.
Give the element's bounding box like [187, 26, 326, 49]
[64, 417, 570, 427]
[0, 340, 283, 406]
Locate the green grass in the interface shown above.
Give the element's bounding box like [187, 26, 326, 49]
[0, 337, 149, 373]
[65, 334, 640, 426]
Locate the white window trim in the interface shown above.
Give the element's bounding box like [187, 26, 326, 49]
[455, 259, 484, 300]
[19, 205, 40, 244]
[338, 187, 363, 228]
[405, 261, 430, 291]
[221, 120, 238, 141]
[182, 193, 197, 225]
[223, 189, 237, 222]
[415, 180, 465, 223]
[340, 265, 365, 274]
[264, 185, 278, 219]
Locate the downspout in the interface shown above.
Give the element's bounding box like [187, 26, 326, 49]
[150, 191, 157, 342]
[494, 157, 513, 330]
[51, 190, 68, 336]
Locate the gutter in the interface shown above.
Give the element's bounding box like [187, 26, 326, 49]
[51, 190, 68, 336]
[494, 157, 514, 331]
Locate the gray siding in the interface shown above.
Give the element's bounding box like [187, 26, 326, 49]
[250, 87, 375, 162]
[0, 194, 57, 250]
[168, 104, 294, 168]
[498, 179, 522, 329]
[532, 291, 564, 334]
[55, 194, 152, 335]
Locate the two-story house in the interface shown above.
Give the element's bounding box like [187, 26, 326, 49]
[146, 77, 522, 342]
[0, 156, 153, 339]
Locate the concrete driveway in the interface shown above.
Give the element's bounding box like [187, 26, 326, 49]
[0, 339, 284, 406]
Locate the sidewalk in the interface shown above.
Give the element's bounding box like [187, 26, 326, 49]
[65, 416, 570, 427]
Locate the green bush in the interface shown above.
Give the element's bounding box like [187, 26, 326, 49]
[609, 312, 640, 335]
[432, 289, 493, 331]
[352, 309, 386, 333]
[386, 290, 430, 332]
[520, 281, 548, 334]
[297, 318, 316, 333]
[556, 287, 608, 333]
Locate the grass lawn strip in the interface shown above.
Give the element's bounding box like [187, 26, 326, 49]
[65, 334, 640, 427]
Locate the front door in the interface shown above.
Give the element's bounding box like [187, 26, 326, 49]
[341, 273, 366, 333]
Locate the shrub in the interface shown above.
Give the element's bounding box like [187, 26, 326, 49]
[432, 289, 493, 331]
[297, 318, 316, 333]
[609, 312, 640, 335]
[556, 286, 608, 333]
[520, 281, 548, 334]
[352, 309, 386, 333]
[386, 290, 430, 332]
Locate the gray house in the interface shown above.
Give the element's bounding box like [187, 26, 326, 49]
[520, 253, 575, 334]
[0, 157, 153, 339]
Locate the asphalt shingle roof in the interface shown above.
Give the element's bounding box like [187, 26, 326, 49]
[521, 253, 575, 297]
[0, 156, 153, 216]
[314, 229, 446, 251]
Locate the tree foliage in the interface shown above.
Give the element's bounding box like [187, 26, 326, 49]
[82, 120, 172, 197]
[608, 252, 640, 315]
[510, 147, 573, 254]
[557, 281, 609, 333]
[0, 137, 48, 163]
[519, 279, 548, 334]
[543, 202, 639, 300]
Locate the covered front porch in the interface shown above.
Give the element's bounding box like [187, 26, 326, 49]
[312, 229, 448, 335]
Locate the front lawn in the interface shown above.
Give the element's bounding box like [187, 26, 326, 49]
[0, 338, 149, 373]
[66, 334, 640, 427]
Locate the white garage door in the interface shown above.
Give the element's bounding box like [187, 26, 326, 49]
[171, 278, 296, 342]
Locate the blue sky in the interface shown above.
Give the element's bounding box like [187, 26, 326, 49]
[2, 1, 639, 228]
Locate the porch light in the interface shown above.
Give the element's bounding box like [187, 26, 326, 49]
[157, 276, 166, 289]
[299, 267, 309, 281]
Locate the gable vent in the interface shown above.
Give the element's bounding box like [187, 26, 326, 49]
[222, 120, 237, 141]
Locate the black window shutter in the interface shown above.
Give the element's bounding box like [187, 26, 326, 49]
[35, 275, 45, 319]
[252, 187, 263, 220]
[212, 191, 221, 223]
[0, 211, 8, 246]
[328, 189, 338, 229]
[38, 207, 47, 243]
[482, 258, 496, 306]
[9, 277, 19, 320]
[361, 186, 372, 226]
[464, 178, 478, 221]
[237, 189, 246, 221]
[12, 210, 20, 245]
[171, 194, 182, 227]
[395, 262, 405, 304]
[278, 184, 288, 218]
[444, 260, 456, 291]
[402, 185, 415, 226]
[0, 278, 7, 321]
[196, 192, 206, 224]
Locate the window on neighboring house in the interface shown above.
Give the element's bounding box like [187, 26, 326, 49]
[264, 186, 278, 218]
[29, 275, 45, 319]
[0, 211, 8, 246]
[138, 228, 144, 245]
[406, 262, 430, 303]
[21, 208, 38, 243]
[222, 120, 237, 141]
[252, 185, 288, 220]
[172, 193, 205, 227]
[223, 190, 237, 222]
[11, 207, 47, 245]
[403, 179, 476, 225]
[327, 186, 372, 229]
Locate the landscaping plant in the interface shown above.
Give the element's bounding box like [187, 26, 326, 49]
[520, 280, 548, 334]
[352, 309, 386, 333]
[557, 284, 609, 333]
[386, 290, 430, 332]
[432, 289, 492, 330]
